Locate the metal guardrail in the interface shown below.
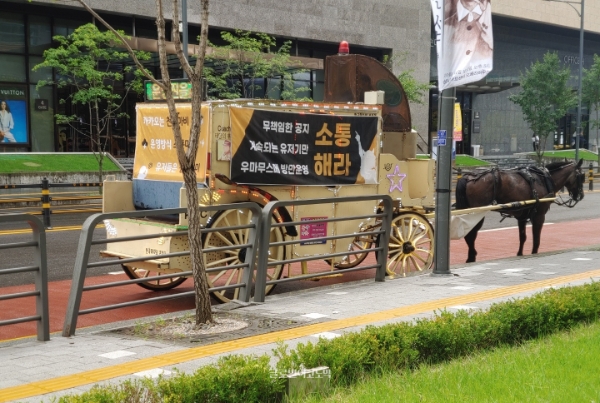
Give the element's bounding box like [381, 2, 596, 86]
[62, 202, 262, 337]
[0, 178, 103, 228]
[0, 214, 49, 341]
[254, 195, 394, 303]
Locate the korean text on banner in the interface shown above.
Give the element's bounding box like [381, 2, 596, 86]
[430, 0, 494, 91]
[229, 107, 379, 186]
[133, 104, 210, 182]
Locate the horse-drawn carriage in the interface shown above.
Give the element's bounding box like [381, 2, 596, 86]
[100, 50, 586, 303]
[101, 52, 441, 302]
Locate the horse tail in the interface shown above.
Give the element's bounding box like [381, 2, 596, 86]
[455, 176, 470, 209]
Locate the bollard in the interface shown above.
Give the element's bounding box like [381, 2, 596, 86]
[457, 168, 462, 181]
[41, 177, 52, 229]
[590, 163, 594, 191]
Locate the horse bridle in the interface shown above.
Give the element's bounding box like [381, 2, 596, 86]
[554, 163, 585, 208]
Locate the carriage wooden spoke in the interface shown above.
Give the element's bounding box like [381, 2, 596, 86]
[202, 205, 285, 303]
[121, 265, 187, 291]
[378, 212, 434, 278]
[333, 233, 374, 269]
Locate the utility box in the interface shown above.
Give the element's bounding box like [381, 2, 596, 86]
[472, 144, 481, 157]
[364, 90, 385, 105]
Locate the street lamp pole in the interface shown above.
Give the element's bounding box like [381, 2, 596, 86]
[575, 0, 585, 162]
[545, 0, 584, 161]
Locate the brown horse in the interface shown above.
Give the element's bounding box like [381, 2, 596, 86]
[455, 159, 585, 262]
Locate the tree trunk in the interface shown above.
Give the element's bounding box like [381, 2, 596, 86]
[182, 167, 213, 324]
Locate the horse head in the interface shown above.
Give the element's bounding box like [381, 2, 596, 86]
[551, 159, 585, 207]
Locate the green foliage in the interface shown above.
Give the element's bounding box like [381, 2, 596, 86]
[33, 23, 150, 169]
[384, 53, 431, 105]
[582, 54, 600, 166]
[204, 30, 310, 100]
[275, 281, 600, 387]
[306, 322, 600, 403]
[509, 52, 577, 161]
[56, 355, 284, 403]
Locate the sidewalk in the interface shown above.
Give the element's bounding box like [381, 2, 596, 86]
[2, 247, 600, 403]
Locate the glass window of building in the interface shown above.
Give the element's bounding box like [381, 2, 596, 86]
[54, 18, 87, 38]
[0, 55, 26, 82]
[28, 15, 52, 55]
[0, 13, 25, 53]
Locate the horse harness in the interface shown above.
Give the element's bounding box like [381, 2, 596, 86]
[464, 166, 555, 222]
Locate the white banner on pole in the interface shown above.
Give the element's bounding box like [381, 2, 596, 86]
[431, 0, 494, 91]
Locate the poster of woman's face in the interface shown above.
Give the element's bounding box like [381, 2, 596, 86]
[0, 99, 28, 143]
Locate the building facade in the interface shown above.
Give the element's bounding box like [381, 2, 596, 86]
[2, 0, 600, 157]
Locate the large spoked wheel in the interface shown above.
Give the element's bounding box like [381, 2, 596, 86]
[121, 265, 187, 291]
[377, 212, 434, 278]
[202, 206, 286, 303]
[333, 233, 374, 269]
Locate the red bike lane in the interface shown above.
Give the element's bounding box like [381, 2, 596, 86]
[2, 217, 600, 341]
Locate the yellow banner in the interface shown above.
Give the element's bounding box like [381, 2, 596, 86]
[453, 102, 463, 142]
[133, 104, 209, 182]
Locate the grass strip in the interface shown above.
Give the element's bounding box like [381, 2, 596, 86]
[536, 149, 597, 161]
[0, 154, 121, 173]
[303, 320, 600, 403]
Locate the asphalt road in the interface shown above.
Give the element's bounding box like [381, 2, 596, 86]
[1, 190, 599, 288]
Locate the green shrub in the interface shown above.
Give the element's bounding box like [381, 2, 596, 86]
[275, 282, 600, 387]
[55, 355, 284, 403]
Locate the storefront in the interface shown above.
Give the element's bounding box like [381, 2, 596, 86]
[0, 2, 397, 156]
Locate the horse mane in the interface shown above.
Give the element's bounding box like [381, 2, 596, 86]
[545, 160, 571, 172]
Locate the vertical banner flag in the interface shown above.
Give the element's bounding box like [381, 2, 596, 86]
[431, 0, 494, 91]
[453, 102, 463, 141]
[229, 108, 379, 186]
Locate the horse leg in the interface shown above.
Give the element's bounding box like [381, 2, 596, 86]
[464, 218, 485, 263]
[530, 212, 546, 254]
[517, 218, 527, 256]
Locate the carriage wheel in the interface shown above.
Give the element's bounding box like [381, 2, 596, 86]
[202, 206, 286, 303]
[333, 234, 373, 269]
[121, 265, 187, 291]
[377, 212, 434, 277]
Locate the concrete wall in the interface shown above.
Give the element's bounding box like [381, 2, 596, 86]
[495, 0, 600, 34]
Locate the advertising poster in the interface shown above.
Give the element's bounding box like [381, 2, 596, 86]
[230, 108, 379, 186]
[430, 0, 494, 91]
[0, 85, 28, 144]
[133, 104, 209, 182]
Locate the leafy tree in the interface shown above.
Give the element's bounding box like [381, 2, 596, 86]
[73, 0, 213, 324]
[509, 52, 576, 163]
[384, 53, 431, 105]
[582, 54, 600, 171]
[383, 52, 431, 152]
[205, 30, 309, 100]
[33, 23, 150, 189]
